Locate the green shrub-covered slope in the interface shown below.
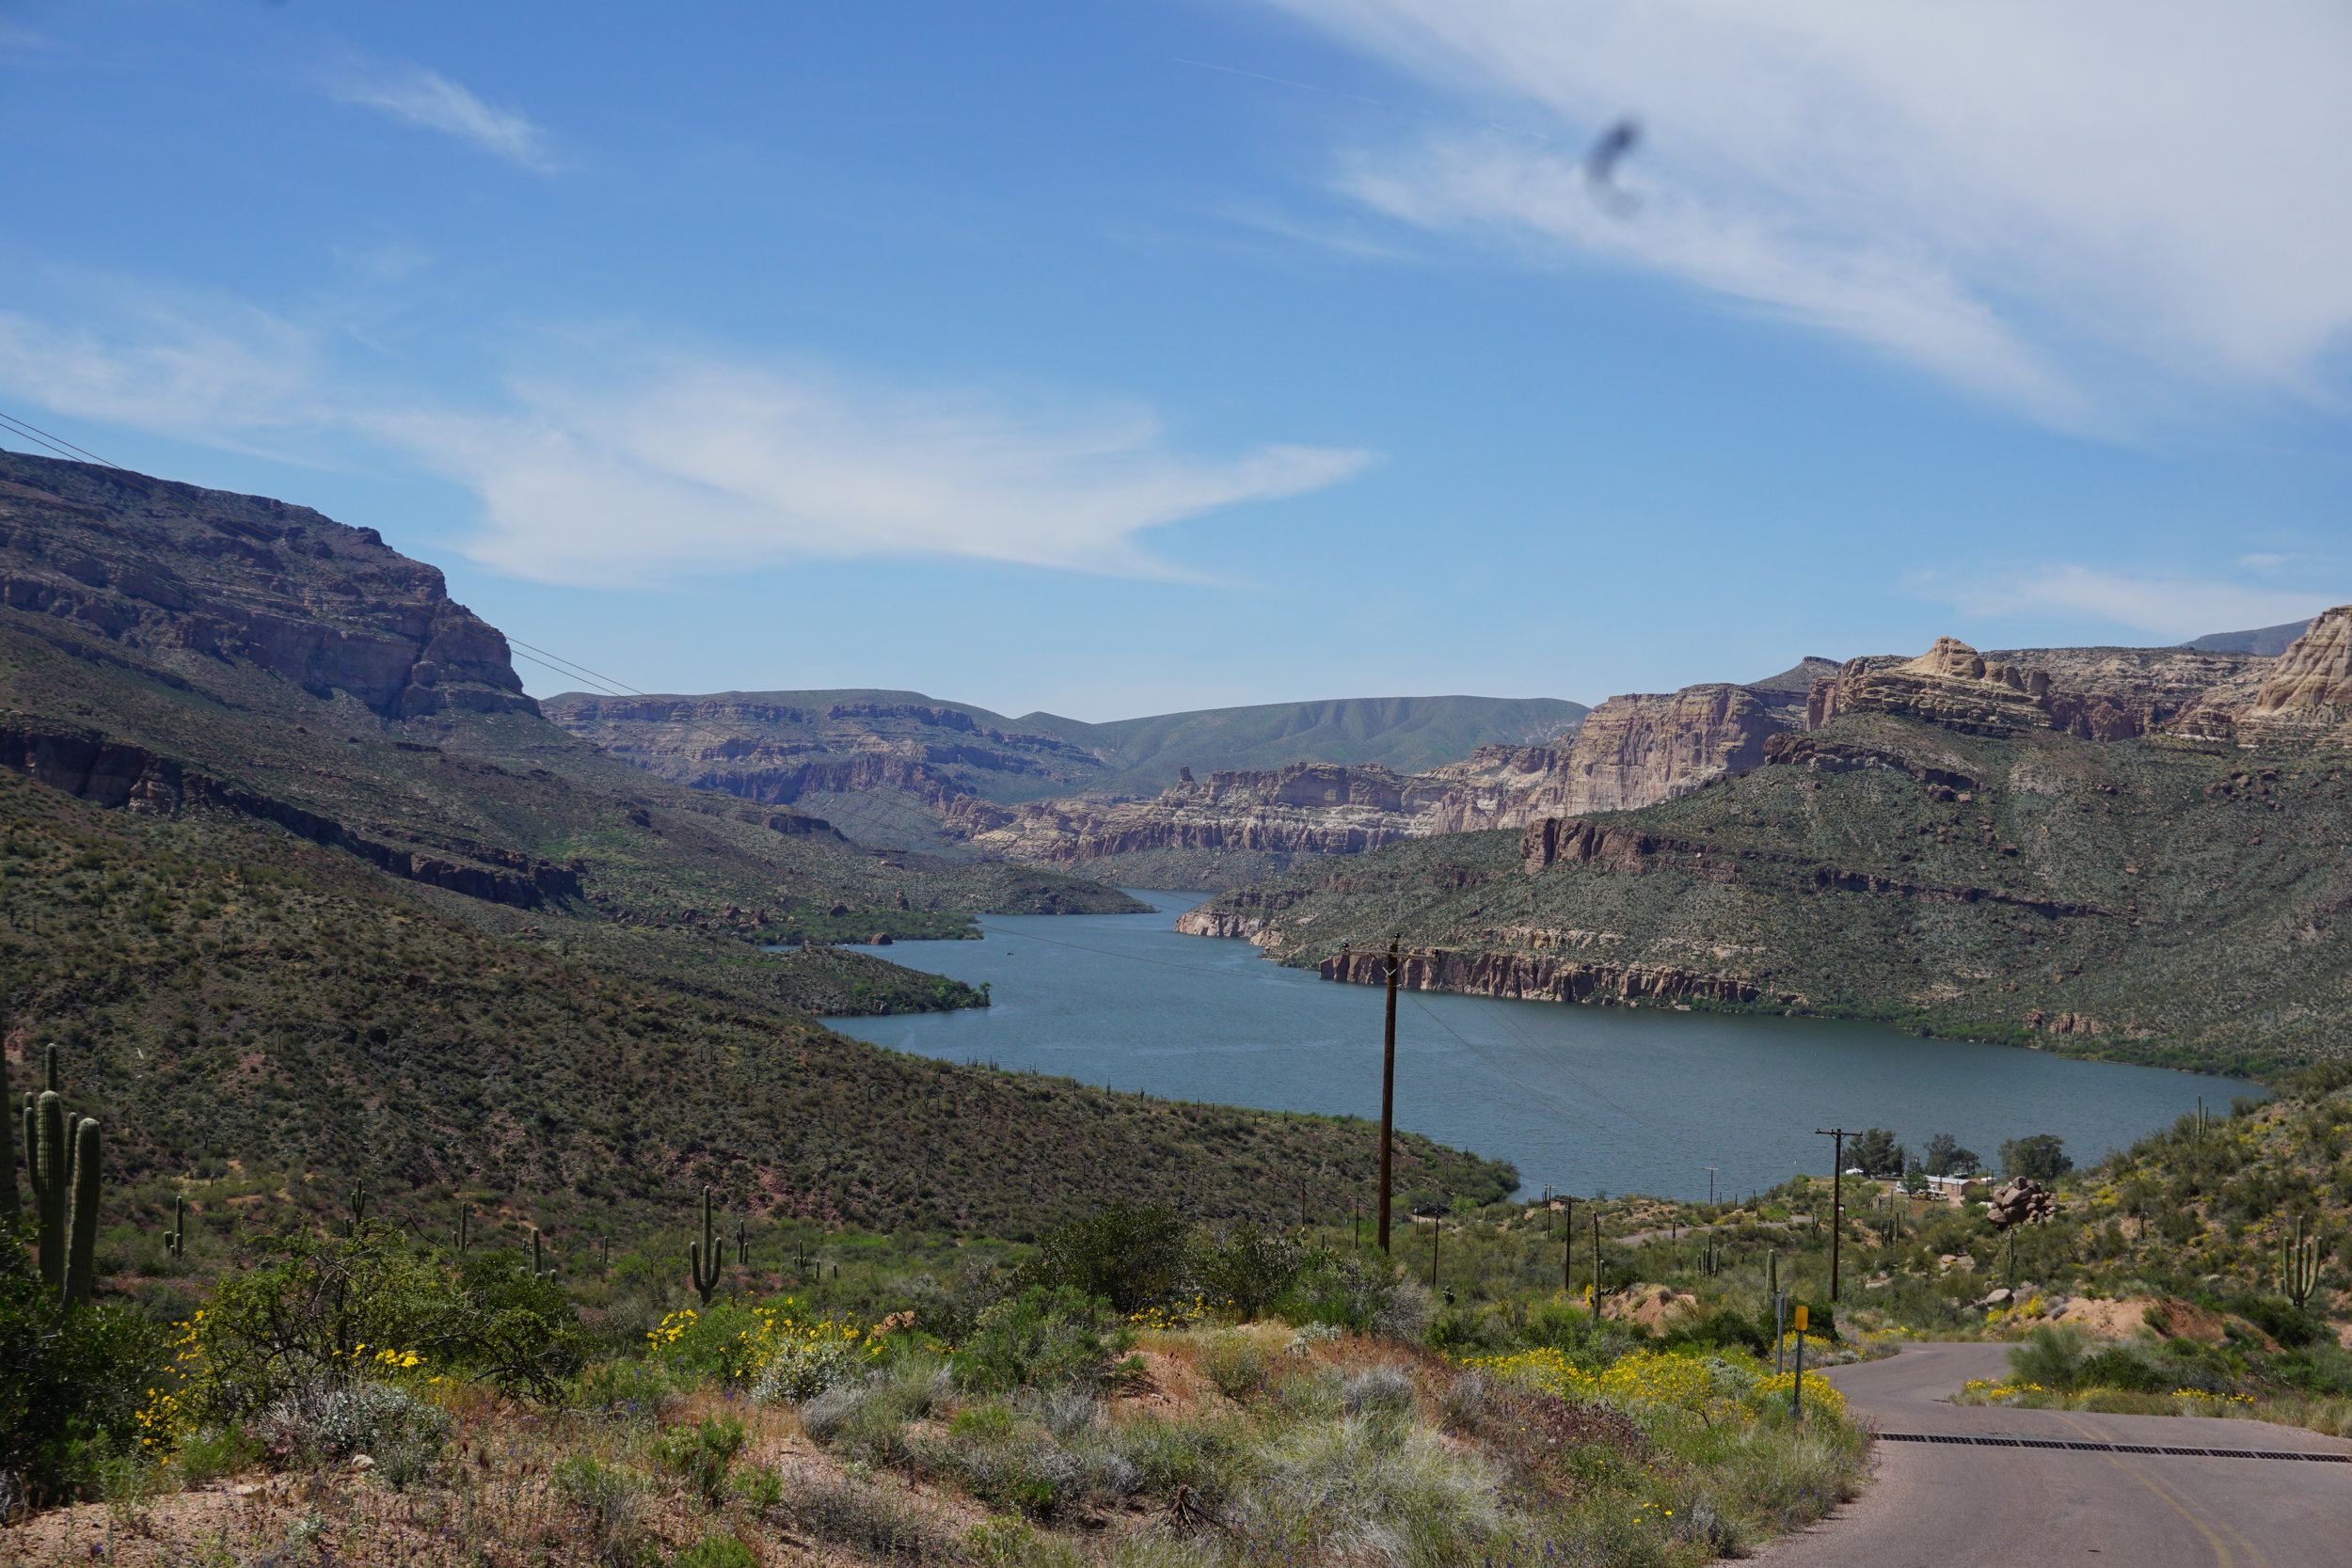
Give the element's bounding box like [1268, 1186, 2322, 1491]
[0, 451, 1143, 950]
[0, 768, 1513, 1236]
[1187, 710, 2352, 1075]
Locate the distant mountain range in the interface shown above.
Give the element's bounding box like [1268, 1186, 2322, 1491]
[2185, 619, 2315, 657]
[1180, 619, 2352, 1075]
[543, 689, 1587, 859]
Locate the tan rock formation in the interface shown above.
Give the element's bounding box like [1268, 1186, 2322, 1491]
[2235, 605, 2352, 746]
[2251, 606, 2352, 711]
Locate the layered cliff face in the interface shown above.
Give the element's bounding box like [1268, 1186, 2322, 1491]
[542, 691, 1108, 851]
[0, 453, 1142, 937]
[1175, 705, 2352, 1071]
[964, 762, 1445, 874]
[2236, 605, 2352, 746]
[1808, 637, 2277, 742]
[546, 688, 1592, 854]
[0, 455, 532, 721]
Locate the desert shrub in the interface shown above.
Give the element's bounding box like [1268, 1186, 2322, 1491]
[1015, 1203, 1191, 1313]
[574, 1358, 683, 1425]
[168, 1425, 264, 1488]
[1341, 1366, 1418, 1419]
[644, 1303, 767, 1385]
[1224, 1417, 1506, 1565]
[750, 1327, 866, 1403]
[1284, 1252, 1418, 1335]
[1189, 1224, 1303, 1319]
[1114, 1413, 1253, 1508]
[184, 1226, 584, 1421]
[254, 1383, 451, 1478]
[2075, 1346, 2168, 1393]
[2008, 1324, 2089, 1390]
[1199, 1332, 1271, 1401]
[0, 1232, 166, 1507]
[552, 1454, 651, 1568]
[955, 1287, 1133, 1394]
[773, 1462, 959, 1561]
[923, 1421, 1086, 1518]
[669, 1536, 756, 1568]
[650, 1416, 747, 1508]
[801, 1356, 950, 1468]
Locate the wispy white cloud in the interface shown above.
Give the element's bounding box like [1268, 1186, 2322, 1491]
[1915, 564, 2341, 640]
[367, 358, 1372, 586]
[328, 63, 556, 172]
[1258, 0, 2352, 418]
[0, 292, 1370, 586]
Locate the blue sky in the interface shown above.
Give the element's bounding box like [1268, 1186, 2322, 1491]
[1, 0, 2347, 719]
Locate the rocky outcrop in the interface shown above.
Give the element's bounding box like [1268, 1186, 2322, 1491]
[1319, 945, 1780, 1006]
[968, 763, 1444, 867]
[1986, 1178, 2057, 1228]
[547, 693, 1104, 820]
[1807, 637, 2278, 743]
[0, 458, 531, 721]
[2233, 605, 2352, 747]
[1517, 815, 2103, 918]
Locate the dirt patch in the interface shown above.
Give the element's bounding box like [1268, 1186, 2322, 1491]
[2149, 1298, 2231, 1345]
[2054, 1295, 2160, 1338]
[1602, 1283, 1699, 1331]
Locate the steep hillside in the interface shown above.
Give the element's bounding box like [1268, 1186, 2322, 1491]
[544, 689, 1587, 856]
[1177, 619, 2352, 1075]
[0, 765, 1513, 1234]
[0, 452, 1142, 947]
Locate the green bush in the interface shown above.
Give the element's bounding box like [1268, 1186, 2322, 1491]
[954, 1287, 1134, 1394]
[552, 1454, 651, 1567]
[1014, 1203, 1190, 1313]
[0, 1227, 167, 1505]
[185, 1226, 584, 1421]
[650, 1416, 747, 1508]
[1189, 1225, 1302, 1320]
[669, 1536, 756, 1568]
[1199, 1333, 1270, 1401]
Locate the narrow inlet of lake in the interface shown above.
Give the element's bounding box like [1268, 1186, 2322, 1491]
[826, 890, 2238, 1203]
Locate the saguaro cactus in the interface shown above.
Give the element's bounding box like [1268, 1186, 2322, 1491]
[62, 1117, 99, 1306]
[454, 1205, 473, 1254]
[689, 1189, 723, 1307]
[30, 1089, 69, 1291]
[532, 1227, 557, 1282]
[164, 1195, 186, 1260]
[2281, 1215, 2323, 1311]
[0, 1046, 14, 1221]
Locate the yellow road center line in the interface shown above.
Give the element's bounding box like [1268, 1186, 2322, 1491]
[2053, 1412, 2265, 1568]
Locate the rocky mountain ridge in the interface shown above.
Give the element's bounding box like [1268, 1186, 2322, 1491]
[543, 688, 1589, 858]
[0, 452, 1142, 950]
[1173, 608, 2352, 1073]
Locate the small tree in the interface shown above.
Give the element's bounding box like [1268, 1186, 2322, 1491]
[1849, 1128, 1908, 1178]
[1999, 1134, 2073, 1182]
[1922, 1133, 1981, 1178]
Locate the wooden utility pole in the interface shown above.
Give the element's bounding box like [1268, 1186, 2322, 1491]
[1377, 940, 1400, 1253]
[1560, 1196, 1578, 1293]
[1814, 1128, 1849, 1302]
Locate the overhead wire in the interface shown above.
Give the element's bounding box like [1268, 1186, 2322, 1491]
[503, 635, 651, 698]
[510, 650, 632, 697]
[0, 409, 121, 469]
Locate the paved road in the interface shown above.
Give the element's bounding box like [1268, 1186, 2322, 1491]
[1755, 1342, 2352, 1568]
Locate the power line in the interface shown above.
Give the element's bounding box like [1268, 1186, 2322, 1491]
[509, 650, 632, 698]
[0, 409, 120, 469]
[503, 635, 650, 698]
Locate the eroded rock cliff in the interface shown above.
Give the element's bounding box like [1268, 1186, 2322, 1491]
[0, 459, 531, 721]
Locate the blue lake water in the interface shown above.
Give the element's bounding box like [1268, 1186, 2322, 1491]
[825, 891, 2239, 1203]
